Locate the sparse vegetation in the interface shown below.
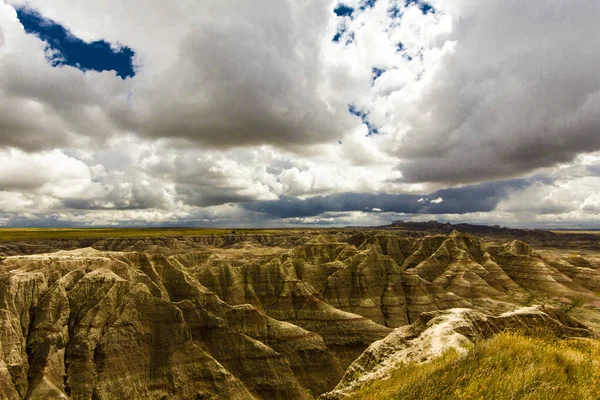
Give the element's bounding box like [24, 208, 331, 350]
[551, 230, 600, 235]
[523, 293, 536, 306]
[560, 297, 587, 314]
[351, 331, 600, 400]
[0, 227, 312, 241]
[352, 370, 363, 381]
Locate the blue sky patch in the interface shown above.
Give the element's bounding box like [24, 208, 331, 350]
[332, 30, 343, 43]
[405, 0, 436, 15]
[389, 4, 403, 19]
[346, 31, 355, 44]
[359, 0, 377, 11]
[348, 104, 379, 135]
[333, 3, 354, 17]
[371, 67, 385, 83]
[15, 6, 135, 79]
[332, 23, 354, 44]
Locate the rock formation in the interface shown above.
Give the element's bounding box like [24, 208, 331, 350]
[321, 306, 595, 399]
[0, 230, 599, 399]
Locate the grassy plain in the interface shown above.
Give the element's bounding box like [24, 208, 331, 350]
[551, 230, 600, 235]
[0, 227, 308, 241]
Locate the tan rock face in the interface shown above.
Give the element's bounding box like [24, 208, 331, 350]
[0, 231, 599, 399]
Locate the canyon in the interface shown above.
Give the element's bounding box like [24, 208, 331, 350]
[1, 226, 599, 399]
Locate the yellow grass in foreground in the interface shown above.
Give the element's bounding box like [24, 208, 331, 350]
[351, 331, 600, 400]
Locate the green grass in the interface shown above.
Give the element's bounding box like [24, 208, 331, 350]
[0, 227, 312, 241]
[351, 331, 600, 400]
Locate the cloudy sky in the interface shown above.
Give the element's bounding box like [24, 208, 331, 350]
[1, 0, 600, 228]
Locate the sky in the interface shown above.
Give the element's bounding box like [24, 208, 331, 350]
[1, 0, 600, 228]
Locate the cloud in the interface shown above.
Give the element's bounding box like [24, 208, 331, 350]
[0, 2, 130, 151]
[0, 149, 94, 193]
[116, 0, 355, 149]
[2, 0, 356, 152]
[242, 179, 529, 218]
[497, 168, 600, 218]
[393, 0, 600, 183]
[0, 1, 353, 155]
[0, 0, 600, 228]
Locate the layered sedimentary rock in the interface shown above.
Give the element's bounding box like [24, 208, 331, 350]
[0, 250, 326, 399]
[187, 239, 392, 369]
[1, 230, 599, 399]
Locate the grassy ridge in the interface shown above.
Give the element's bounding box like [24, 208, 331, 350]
[351, 331, 600, 400]
[0, 227, 307, 241]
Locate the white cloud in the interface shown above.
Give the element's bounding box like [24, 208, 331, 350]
[1, 0, 600, 227]
[0, 149, 95, 193]
[389, 0, 600, 184]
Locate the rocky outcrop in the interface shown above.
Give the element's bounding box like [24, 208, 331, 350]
[321, 306, 595, 399]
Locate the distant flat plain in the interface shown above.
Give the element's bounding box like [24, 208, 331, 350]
[1, 226, 599, 242]
[0, 227, 310, 241]
[551, 230, 600, 235]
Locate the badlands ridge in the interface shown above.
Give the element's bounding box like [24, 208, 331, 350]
[1, 228, 599, 399]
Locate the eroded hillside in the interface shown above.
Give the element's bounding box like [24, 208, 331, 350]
[0, 230, 599, 399]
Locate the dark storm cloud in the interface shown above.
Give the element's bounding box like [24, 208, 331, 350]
[242, 179, 530, 218]
[420, 179, 530, 214]
[245, 193, 416, 218]
[395, 0, 600, 184]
